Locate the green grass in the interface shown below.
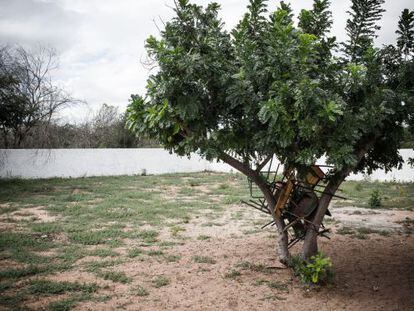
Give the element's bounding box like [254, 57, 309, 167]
[0, 172, 411, 308]
[0, 173, 247, 307]
[334, 180, 414, 210]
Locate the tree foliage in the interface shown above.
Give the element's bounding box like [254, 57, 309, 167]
[128, 0, 413, 174]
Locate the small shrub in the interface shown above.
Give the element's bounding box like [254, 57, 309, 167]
[368, 189, 382, 208]
[291, 253, 333, 285]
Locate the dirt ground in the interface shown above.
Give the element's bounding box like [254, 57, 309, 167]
[57, 205, 414, 311]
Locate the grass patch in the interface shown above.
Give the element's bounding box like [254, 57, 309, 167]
[27, 279, 98, 295]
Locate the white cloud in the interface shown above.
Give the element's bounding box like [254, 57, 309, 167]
[1, 0, 413, 122]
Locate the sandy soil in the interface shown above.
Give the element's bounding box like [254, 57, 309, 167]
[65, 205, 414, 311]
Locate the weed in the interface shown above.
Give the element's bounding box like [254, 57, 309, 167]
[99, 271, 131, 284]
[170, 225, 186, 237]
[197, 235, 211, 241]
[147, 250, 164, 256]
[236, 261, 268, 273]
[0, 265, 45, 279]
[69, 230, 121, 246]
[136, 230, 159, 243]
[337, 226, 354, 235]
[224, 270, 241, 279]
[31, 222, 62, 234]
[47, 292, 92, 311]
[291, 253, 333, 284]
[89, 248, 119, 258]
[193, 256, 216, 264]
[127, 247, 143, 258]
[27, 279, 98, 295]
[218, 183, 229, 190]
[354, 232, 368, 239]
[152, 276, 170, 288]
[164, 254, 181, 262]
[261, 294, 286, 301]
[355, 227, 390, 236]
[85, 259, 124, 273]
[267, 281, 289, 292]
[131, 285, 149, 297]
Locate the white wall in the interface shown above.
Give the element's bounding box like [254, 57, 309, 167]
[0, 148, 413, 182]
[0, 149, 233, 179]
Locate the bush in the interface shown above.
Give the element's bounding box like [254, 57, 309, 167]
[291, 253, 333, 284]
[369, 189, 382, 208]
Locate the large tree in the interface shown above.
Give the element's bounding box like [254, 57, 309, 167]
[127, 0, 414, 263]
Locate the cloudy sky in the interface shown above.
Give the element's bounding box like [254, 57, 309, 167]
[1, 0, 413, 122]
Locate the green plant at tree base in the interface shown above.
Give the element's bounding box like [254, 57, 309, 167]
[369, 189, 382, 208]
[291, 253, 333, 284]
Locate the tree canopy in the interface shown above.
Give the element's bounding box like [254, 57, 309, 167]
[127, 0, 414, 262]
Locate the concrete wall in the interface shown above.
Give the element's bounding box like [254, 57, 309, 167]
[0, 149, 232, 179]
[1, 148, 413, 182]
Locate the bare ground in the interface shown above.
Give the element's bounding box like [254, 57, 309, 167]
[63, 205, 414, 311]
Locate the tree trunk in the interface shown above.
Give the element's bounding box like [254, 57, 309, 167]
[302, 174, 346, 260]
[267, 196, 290, 264]
[219, 152, 290, 264]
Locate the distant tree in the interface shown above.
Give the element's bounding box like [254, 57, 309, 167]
[127, 0, 414, 264]
[396, 9, 414, 58]
[0, 45, 76, 148]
